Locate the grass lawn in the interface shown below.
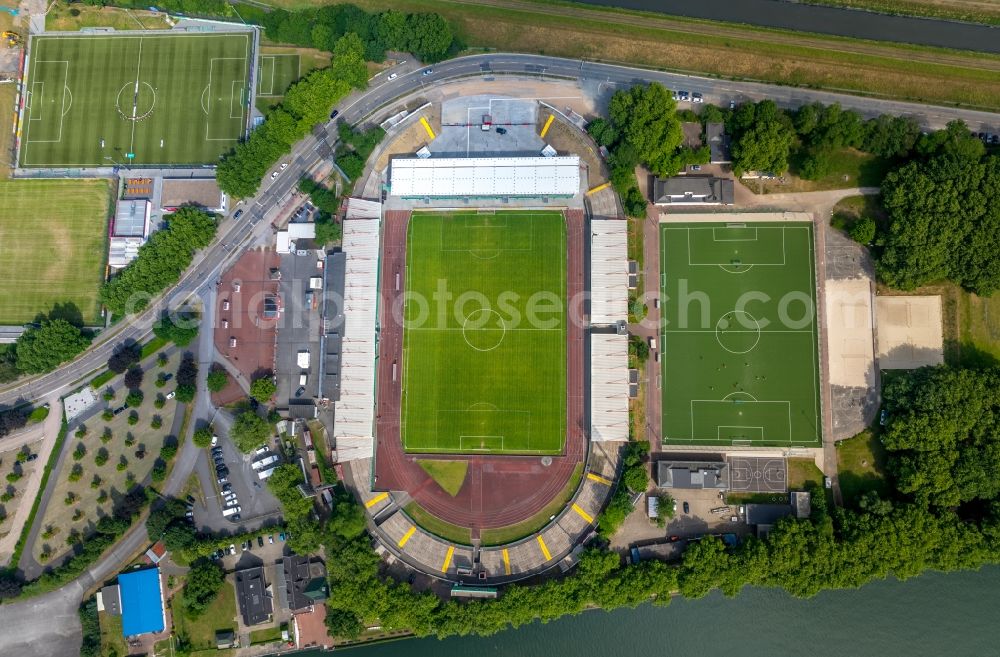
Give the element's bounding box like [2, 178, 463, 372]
[45, 2, 171, 30]
[660, 222, 822, 448]
[401, 211, 567, 455]
[957, 290, 1000, 367]
[404, 502, 472, 544]
[787, 458, 824, 490]
[249, 624, 284, 645]
[417, 460, 469, 496]
[99, 611, 130, 657]
[34, 351, 182, 563]
[171, 580, 238, 651]
[21, 33, 251, 166]
[796, 0, 1000, 26]
[765, 147, 894, 193]
[831, 194, 888, 236]
[255, 46, 331, 113]
[480, 463, 583, 546]
[836, 430, 889, 507]
[313, 0, 1000, 110]
[0, 179, 111, 324]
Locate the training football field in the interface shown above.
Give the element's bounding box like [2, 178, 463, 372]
[660, 221, 822, 447]
[401, 211, 567, 455]
[20, 33, 252, 167]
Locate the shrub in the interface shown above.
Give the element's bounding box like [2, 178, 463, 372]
[160, 443, 178, 461]
[151, 416, 163, 429]
[155, 376, 167, 388]
[0, 491, 13, 503]
[127, 411, 139, 426]
[72, 508, 84, 521]
[622, 464, 649, 492]
[125, 433, 136, 447]
[101, 409, 114, 422]
[207, 368, 228, 393]
[102, 390, 114, 402]
[100, 428, 112, 444]
[249, 376, 277, 404]
[73, 444, 86, 461]
[6, 470, 22, 483]
[91, 475, 102, 489]
[64, 492, 76, 505]
[157, 353, 169, 368]
[193, 427, 213, 449]
[95, 449, 109, 467]
[68, 464, 83, 482]
[850, 216, 877, 245]
[151, 462, 167, 483]
[154, 395, 166, 409]
[124, 366, 143, 390]
[116, 460, 128, 472]
[75, 425, 88, 438]
[96, 490, 108, 504]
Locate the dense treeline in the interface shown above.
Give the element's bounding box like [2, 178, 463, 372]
[298, 178, 342, 244]
[335, 121, 386, 180]
[260, 5, 459, 63]
[877, 124, 999, 294]
[216, 36, 366, 198]
[101, 208, 217, 315]
[14, 319, 90, 374]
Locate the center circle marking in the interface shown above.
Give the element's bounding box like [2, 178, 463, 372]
[715, 310, 761, 354]
[462, 308, 506, 352]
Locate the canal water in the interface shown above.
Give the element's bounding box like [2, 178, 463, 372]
[296, 565, 1000, 656]
[570, 0, 1000, 53]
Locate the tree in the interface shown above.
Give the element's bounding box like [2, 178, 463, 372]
[230, 410, 271, 453]
[608, 83, 682, 176]
[404, 12, 454, 62]
[15, 319, 90, 374]
[101, 208, 217, 315]
[125, 390, 144, 407]
[621, 186, 647, 218]
[729, 100, 794, 175]
[326, 608, 364, 640]
[206, 368, 228, 393]
[876, 153, 1000, 293]
[153, 313, 199, 347]
[181, 560, 225, 618]
[174, 384, 196, 404]
[622, 464, 649, 492]
[250, 376, 276, 404]
[193, 427, 214, 449]
[107, 343, 140, 373]
[586, 118, 618, 147]
[849, 216, 876, 245]
[123, 366, 143, 390]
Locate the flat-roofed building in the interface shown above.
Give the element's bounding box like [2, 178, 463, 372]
[161, 178, 226, 213]
[652, 176, 734, 206]
[389, 156, 580, 198]
[656, 460, 730, 490]
[235, 566, 273, 626]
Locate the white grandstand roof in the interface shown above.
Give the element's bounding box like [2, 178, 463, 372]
[590, 219, 629, 325]
[333, 215, 380, 462]
[389, 156, 580, 198]
[590, 333, 630, 442]
[345, 197, 381, 220]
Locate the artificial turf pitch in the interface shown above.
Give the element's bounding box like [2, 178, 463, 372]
[660, 221, 822, 447]
[20, 33, 252, 167]
[257, 53, 300, 97]
[401, 211, 567, 455]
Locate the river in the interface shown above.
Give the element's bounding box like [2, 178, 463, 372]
[298, 565, 1000, 656]
[570, 0, 1000, 54]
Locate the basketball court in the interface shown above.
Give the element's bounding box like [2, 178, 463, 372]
[728, 456, 788, 493]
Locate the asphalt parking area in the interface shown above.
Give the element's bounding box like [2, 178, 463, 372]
[727, 456, 787, 493]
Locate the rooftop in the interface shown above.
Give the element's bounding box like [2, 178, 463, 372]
[389, 156, 581, 198]
[235, 566, 273, 626]
[656, 460, 730, 489]
[652, 176, 734, 205]
[161, 178, 225, 211]
[706, 122, 730, 163]
[118, 567, 165, 637]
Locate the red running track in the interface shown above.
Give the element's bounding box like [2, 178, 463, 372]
[373, 209, 587, 533]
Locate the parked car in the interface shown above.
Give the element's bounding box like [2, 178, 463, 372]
[231, 514, 241, 521]
[257, 535, 265, 547]
[165, 391, 176, 400]
[387, 72, 398, 80]
[221, 484, 232, 493]
[211, 435, 218, 447]
[880, 409, 888, 426]
[422, 68, 432, 76]
[496, 127, 507, 135]
[217, 475, 229, 485]
[25, 453, 38, 462]
[295, 386, 306, 398]
[825, 477, 833, 489]
[279, 532, 286, 541]
[682, 501, 690, 514]
[690, 164, 701, 171]
[729, 99, 737, 109]
[270, 171, 279, 180]
[228, 544, 236, 555]
[268, 535, 274, 544]
[280, 162, 288, 170]
[233, 209, 244, 220]
[254, 446, 269, 456]
[692, 92, 704, 103]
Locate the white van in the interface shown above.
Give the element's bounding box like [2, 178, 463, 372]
[648, 337, 657, 350]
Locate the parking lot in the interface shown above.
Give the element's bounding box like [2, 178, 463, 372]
[433, 95, 545, 156]
[274, 247, 323, 409]
[192, 433, 283, 534]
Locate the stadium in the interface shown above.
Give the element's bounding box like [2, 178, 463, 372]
[335, 97, 629, 582]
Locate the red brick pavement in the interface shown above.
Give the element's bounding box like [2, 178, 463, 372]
[373, 210, 587, 533]
[214, 249, 280, 383]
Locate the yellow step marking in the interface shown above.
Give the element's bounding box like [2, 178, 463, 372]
[419, 116, 436, 139]
[586, 182, 611, 195]
[539, 114, 555, 138]
[502, 548, 511, 575]
[537, 535, 552, 561]
[365, 492, 389, 508]
[572, 503, 594, 524]
[398, 525, 416, 548]
[587, 472, 612, 486]
[441, 546, 455, 573]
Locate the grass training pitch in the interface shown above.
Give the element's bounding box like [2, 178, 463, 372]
[660, 221, 822, 447]
[401, 211, 567, 455]
[20, 33, 252, 167]
[257, 53, 300, 97]
[0, 179, 111, 325]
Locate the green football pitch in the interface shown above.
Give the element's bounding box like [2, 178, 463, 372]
[401, 211, 567, 455]
[19, 33, 252, 167]
[660, 221, 822, 447]
[257, 53, 300, 97]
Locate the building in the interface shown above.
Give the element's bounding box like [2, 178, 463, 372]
[109, 199, 152, 269]
[656, 460, 730, 490]
[235, 566, 273, 626]
[281, 556, 329, 611]
[388, 156, 580, 198]
[590, 333, 630, 442]
[98, 584, 121, 615]
[116, 567, 166, 637]
[747, 492, 811, 535]
[277, 222, 317, 254]
[144, 541, 167, 565]
[161, 178, 226, 213]
[590, 219, 628, 325]
[652, 176, 734, 206]
[215, 630, 237, 649]
[706, 122, 730, 163]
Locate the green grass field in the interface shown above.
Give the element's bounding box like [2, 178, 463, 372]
[257, 53, 300, 97]
[660, 221, 822, 447]
[401, 211, 567, 455]
[20, 33, 252, 167]
[0, 179, 111, 324]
